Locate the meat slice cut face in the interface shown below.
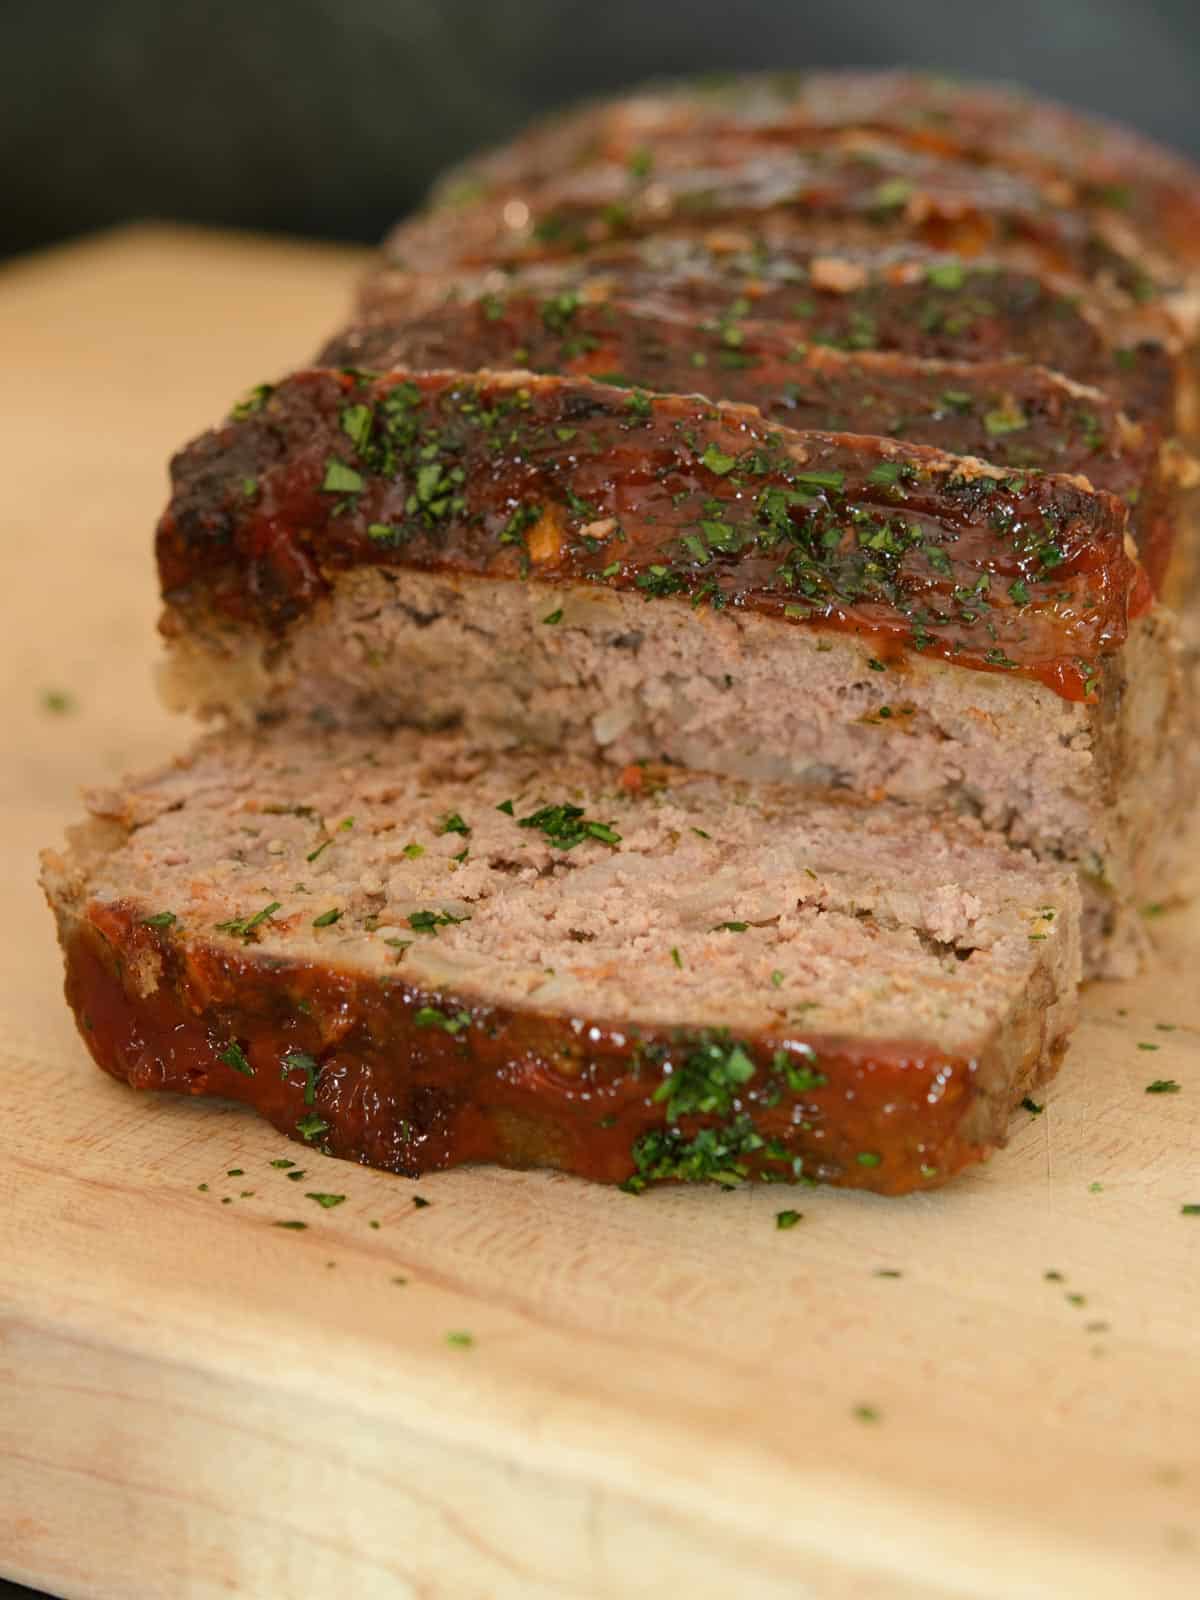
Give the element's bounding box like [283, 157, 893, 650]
[41, 724, 1081, 1195]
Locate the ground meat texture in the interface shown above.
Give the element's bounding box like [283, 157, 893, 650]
[40, 724, 1081, 1195]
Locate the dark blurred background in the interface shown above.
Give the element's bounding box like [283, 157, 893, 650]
[3, 0, 1200, 262]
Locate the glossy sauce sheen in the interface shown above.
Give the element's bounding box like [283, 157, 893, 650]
[158, 368, 1136, 700]
[358, 241, 1175, 426]
[390, 144, 1166, 306]
[63, 902, 1000, 1196]
[326, 300, 1172, 591]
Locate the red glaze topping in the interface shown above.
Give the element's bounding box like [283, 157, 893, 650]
[63, 901, 1011, 1196]
[325, 300, 1172, 592]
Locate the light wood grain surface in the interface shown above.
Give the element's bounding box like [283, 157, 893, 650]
[1, 227, 1198, 1600]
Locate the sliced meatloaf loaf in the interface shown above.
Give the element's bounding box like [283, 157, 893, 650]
[155, 368, 1190, 978]
[41, 723, 1080, 1195]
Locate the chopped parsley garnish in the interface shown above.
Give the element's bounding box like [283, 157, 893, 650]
[41, 688, 76, 714]
[496, 799, 515, 815]
[407, 908, 470, 933]
[925, 261, 966, 290]
[626, 389, 653, 417]
[141, 911, 177, 929]
[770, 970, 784, 988]
[517, 802, 621, 850]
[281, 1050, 322, 1105]
[305, 1193, 346, 1208]
[1137, 1042, 1160, 1052]
[790, 468, 844, 493]
[775, 1209, 802, 1230]
[670, 947, 683, 970]
[855, 1152, 883, 1168]
[231, 382, 273, 419]
[401, 842, 425, 859]
[321, 459, 365, 495]
[413, 1005, 472, 1034]
[874, 1269, 903, 1278]
[542, 608, 564, 624]
[700, 443, 737, 475]
[438, 812, 470, 836]
[1182, 1204, 1200, 1216]
[853, 1404, 881, 1423]
[1145, 1079, 1181, 1094]
[984, 405, 1029, 436]
[412, 1195, 431, 1209]
[312, 908, 341, 928]
[446, 1330, 475, 1348]
[651, 1036, 756, 1121]
[711, 921, 749, 933]
[273, 1220, 308, 1231]
[215, 901, 281, 941]
[1022, 1096, 1044, 1115]
[218, 1042, 254, 1077]
[296, 1113, 330, 1143]
[341, 402, 373, 450]
[269, 1158, 296, 1169]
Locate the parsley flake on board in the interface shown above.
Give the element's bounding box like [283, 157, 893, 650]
[446, 1330, 475, 1348]
[1145, 1079, 1181, 1094]
[273, 1220, 308, 1231]
[1022, 1096, 1044, 1115]
[775, 1209, 803, 1230]
[312, 908, 342, 928]
[305, 1193, 346, 1209]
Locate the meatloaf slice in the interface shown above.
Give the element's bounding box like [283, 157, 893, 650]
[431, 71, 1200, 283]
[41, 723, 1080, 1195]
[321, 306, 1183, 595]
[385, 144, 1174, 318]
[154, 368, 1190, 978]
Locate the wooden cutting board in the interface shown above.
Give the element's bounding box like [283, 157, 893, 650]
[1, 227, 1197, 1600]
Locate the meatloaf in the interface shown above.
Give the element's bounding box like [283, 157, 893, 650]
[41, 723, 1080, 1195]
[155, 368, 1190, 978]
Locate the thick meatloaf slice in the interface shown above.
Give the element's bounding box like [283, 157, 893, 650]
[357, 238, 1176, 429]
[41, 723, 1080, 1195]
[321, 306, 1184, 596]
[154, 368, 1190, 979]
[385, 144, 1176, 319]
